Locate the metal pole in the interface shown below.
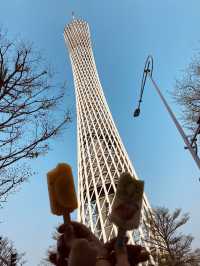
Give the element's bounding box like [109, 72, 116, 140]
[149, 74, 200, 170]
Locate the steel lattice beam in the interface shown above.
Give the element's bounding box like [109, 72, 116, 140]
[64, 19, 155, 264]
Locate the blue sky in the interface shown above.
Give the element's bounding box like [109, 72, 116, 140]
[0, 0, 200, 265]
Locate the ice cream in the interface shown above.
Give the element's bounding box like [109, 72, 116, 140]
[47, 163, 78, 218]
[110, 172, 144, 230]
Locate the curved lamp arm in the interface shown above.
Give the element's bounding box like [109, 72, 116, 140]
[133, 55, 153, 117]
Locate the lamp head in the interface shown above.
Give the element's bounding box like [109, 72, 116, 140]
[133, 108, 140, 117]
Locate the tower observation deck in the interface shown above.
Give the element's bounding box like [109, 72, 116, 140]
[64, 18, 153, 250]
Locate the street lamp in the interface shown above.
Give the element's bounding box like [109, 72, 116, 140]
[134, 55, 153, 118]
[134, 55, 200, 172]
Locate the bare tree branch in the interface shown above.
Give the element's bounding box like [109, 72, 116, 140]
[144, 207, 200, 266]
[173, 54, 200, 147]
[0, 235, 25, 265]
[0, 28, 71, 205]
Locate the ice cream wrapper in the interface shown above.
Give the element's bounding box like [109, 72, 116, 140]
[110, 173, 144, 230]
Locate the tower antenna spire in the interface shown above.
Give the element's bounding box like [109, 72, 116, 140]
[72, 11, 75, 20]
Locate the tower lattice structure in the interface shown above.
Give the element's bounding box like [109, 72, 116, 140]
[64, 18, 153, 249]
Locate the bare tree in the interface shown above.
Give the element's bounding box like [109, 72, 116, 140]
[145, 207, 200, 266]
[0, 29, 71, 205]
[0, 235, 25, 265]
[173, 55, 200, 145]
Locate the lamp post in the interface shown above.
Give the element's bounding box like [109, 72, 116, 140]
[134, 55, 200, 171]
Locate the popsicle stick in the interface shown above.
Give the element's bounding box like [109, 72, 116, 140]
[63, 212, 71, 224]
[116, 228, 126, 248]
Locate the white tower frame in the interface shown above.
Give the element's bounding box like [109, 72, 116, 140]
[64, 19, 154, 258]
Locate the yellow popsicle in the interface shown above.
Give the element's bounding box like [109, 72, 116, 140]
[47, 163, 78, 216]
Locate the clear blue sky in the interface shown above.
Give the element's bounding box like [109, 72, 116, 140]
[0, 0, 200, 265]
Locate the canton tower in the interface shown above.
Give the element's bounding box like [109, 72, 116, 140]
[64, 17, 153, 247]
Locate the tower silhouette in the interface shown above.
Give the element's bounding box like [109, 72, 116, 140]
[64, 18, 153, 251]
